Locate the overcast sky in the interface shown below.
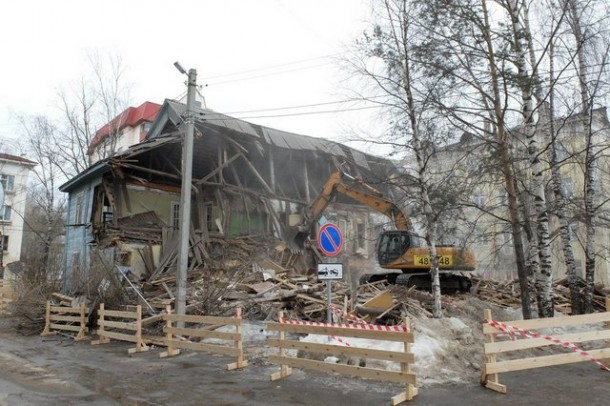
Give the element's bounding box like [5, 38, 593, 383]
[0, 0, 384, 152]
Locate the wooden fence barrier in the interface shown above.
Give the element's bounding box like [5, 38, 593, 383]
[267, 311, 417, 405]
[0, 280, 13, 315]
[482, 298, 610, 394]
[160, 306, 248, 370]
[41, 300, 88, 341]
[92, 303, 149, 354]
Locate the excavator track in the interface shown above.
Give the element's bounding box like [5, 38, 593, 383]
[359, 272, 471, 293]
[395, 272, 472, 293]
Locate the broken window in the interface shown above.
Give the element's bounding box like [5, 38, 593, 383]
[171, 202, 180, 228]
[357, 222, 366, 250]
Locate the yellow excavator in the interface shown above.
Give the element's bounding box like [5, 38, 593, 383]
[292, 170, 476, 291]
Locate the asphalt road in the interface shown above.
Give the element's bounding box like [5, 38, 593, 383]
[1, 325, 609, 405]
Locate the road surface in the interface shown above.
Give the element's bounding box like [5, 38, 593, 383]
[0, 321, 609, 405]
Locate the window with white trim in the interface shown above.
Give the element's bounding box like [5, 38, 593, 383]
[0, 174, 14, 192]
[0, 205, 11, 221]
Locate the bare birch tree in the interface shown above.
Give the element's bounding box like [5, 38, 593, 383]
[503, 0, 556, 316]
[561, 0, 610, 312]
[16, 116, 66, 276]
[55, 51, 132, 178]
[409, 0, 535, 317]
[352, 0, 449, 316]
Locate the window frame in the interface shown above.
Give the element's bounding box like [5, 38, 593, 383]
[0, 205, 11, 222]
[0, 174, 15, 193]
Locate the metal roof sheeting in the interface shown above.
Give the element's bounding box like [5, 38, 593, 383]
[154, 100, 356, 160]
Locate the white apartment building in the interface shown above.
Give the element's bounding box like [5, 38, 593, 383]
[0, 153, 36, 269]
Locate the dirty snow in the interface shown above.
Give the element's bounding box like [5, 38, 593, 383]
[202, 297, 609, 387]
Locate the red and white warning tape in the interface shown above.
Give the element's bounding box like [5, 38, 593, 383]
[484, 319, 610, 372]
[278, 318, 409, 332]
[328, 304, 369, 325]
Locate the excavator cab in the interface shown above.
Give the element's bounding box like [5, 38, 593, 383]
[377, 230, 424, 266]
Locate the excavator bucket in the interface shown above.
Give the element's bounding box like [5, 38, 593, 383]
[284, 225, 310, 252]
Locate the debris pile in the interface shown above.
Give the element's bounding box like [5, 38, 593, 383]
[470, 276, 609, 314]
[5, 233, 610, 337]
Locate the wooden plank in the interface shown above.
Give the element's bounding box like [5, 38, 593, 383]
[101, 320, 138, 331]
[485, 347, 610, 374]
[483, 312, 610, 334]
[49, 306, 89, 314]
[245, 281, 277, 295]
[50, 323, 82, 332]
[391, 388, 419, 405]
[103, 309, 138, 319]
[165, 326, 239, 341]
[165, 314, 237, 325]
[359, 290, 393, 311]
[268, 355, 416, 385]
[485, 380, 507, 394]
[98, 330, 137, 343]
[268, 338, 415, 363]
[296, 294, 326, 305]
[267, 322, 413, 343]
[485, 329, 610, 354]
[50, 315, 84, 323]
[52, 292, 75, 303]
[165, 339, 240, 357]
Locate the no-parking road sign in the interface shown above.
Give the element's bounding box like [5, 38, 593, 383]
[317, 223, 343, 257]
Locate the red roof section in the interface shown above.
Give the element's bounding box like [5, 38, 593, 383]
[89, 101, 161, 150]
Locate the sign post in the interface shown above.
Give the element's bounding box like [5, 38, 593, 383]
[317, 223, 344, 323]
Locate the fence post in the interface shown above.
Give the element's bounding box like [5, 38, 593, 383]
[41, 301, 52, 336]
[270, 310, 292, 381]
[75, 303, 87, 341]
[160, 305, 180, 358]
[129, 305, 149, 354]
[481, 308, 506, 393]
[390, 316, 418, 405]
[227, 307, 249, 370]
[92, 303, 110, 345]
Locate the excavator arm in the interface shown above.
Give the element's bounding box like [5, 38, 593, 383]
[293, 171, 410, 247]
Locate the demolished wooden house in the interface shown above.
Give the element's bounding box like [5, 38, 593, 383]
[59, 99, 400, 296]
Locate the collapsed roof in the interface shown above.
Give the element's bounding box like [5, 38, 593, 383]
[62, 99, 399, 204]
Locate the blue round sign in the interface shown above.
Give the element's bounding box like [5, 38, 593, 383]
[317, 223, 343, 257]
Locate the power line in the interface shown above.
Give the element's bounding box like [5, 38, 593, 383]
[222, 95, 386, 115]
[204, 61, 334, 86]
[201, 54, 338, 81]
[224, 105, 384, 120]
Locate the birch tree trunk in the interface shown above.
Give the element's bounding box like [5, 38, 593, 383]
[481, 0, 532, 318]
[507, 0, 553, 317]
[383, 0, 443, 317]
[546, 37, 582, 313]
[567, 0, 596, 313]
